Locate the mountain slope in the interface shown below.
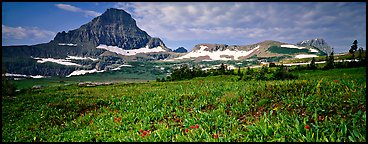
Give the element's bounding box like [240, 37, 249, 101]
[52, 8, 166, 50]
[2, 8, 171, 77]
[171, 39, 329, 61]
[296, 38, 332, 55]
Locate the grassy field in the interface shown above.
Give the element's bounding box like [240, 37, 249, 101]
[2, 67, 366, 142]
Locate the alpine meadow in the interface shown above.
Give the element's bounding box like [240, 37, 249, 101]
[2, 2, 366, 142]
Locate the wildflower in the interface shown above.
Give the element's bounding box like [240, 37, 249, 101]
[305, 124, 310, 130]
[334, 80, 339, 83]
[143, 131, 148, 135]
[190, 125, 195, 129]
[185, 128, 189, 133]
[195, 124, 199, 129]
[139, 129, 143, 133]
[213, 134, 219, 138]
[141, 133, 146, 138]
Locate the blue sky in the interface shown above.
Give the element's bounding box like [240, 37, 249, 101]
[2, 2, 366, 53]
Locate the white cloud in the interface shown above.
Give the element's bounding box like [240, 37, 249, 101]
[2, 25, 55, 40]
[114, 2, 365, 52]
[55, 4, 101, 17]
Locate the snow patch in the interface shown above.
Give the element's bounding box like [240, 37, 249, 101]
[4, 73, 47, 79]
[175, 45, 260, 61]
[280, 45, 306, 49]
[96, 44, 166, 56]
[66, 69, 104, 77]
[309, 48, 319, 53]
[111, 64, 133, 71]
[283, 61, 326, 66]
[281, 44, 319, 53]
[4, 73, 28, 77]
[294, 54, 318, 59]
[58, 43, 77, 46]
[30, 75, 46, 78]
[33, 57, 81, 66]
[66, 55, 98, 61]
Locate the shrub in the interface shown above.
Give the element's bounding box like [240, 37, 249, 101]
[2, 77, 16, 96]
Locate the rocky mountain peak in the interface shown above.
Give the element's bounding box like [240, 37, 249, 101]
[296, 38, 332, 55]
[92, 8, 135, 26]
[52, 8, 168, 51]
[173, 47, 188, 53]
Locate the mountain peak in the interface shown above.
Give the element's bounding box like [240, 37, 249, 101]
[52, 8, 168, 50]
[95, 8, 134, 25]
[296, 38, 332, 55]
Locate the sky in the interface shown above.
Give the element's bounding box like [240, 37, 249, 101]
[2, 2, 366, 53]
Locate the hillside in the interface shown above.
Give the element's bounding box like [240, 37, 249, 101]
[2, 8, 172, 77]
[2, 67, 366, 142]
[171, 39, 330, 61]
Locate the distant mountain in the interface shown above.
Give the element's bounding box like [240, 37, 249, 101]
[296, 38, 332, 55]
[173, 47, 188, 53]
[172, 39, 328, 61]
[2, 8, 172, 77]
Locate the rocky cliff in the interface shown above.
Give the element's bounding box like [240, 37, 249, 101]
[296, 38, 333, 55]
[52, 8, 167, 50]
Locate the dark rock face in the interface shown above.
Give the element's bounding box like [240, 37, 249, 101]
[191, 44, 244, 52]
[146, 37, 171, 51]
[173, 47, 188, 53]
[296, 38, 333, 55]
[53, 8, 165, 50]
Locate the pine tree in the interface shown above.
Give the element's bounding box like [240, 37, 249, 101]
[310, 57, 317, 70]
[349, 40, 358, 60]
[329, 49, 334, 68]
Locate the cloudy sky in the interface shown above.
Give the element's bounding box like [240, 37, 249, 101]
[2, 2, 366, 53]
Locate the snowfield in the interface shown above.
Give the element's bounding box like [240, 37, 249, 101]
[174, 45, 260, 61]
[280, 45, 305, 49]
[66, 56, 98, 61]
[201, 64, 236, 71]
[4, 73, 28, 77]
[66, 69, 105, 77]
[111, 64, 133, 71]
[96, 44, 166, 56]
[309, 48, 319, 53]
[295, 54, 318, 59]
[281, 44, 319, 53]
[4, 73, 47, 79]
[283, 61, 326, 66]
[30, 75, 47, 78]
[33, 57, 82, 66]
[58, 43, 77, 46]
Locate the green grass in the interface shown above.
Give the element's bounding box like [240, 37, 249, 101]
[2, 67, 366, 142]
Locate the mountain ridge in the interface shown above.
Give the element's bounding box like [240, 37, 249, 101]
[52, 8, 168, 50]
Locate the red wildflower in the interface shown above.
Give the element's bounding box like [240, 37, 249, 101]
[143, 131, 148, 135]
[185, 128, 189, 133]
[141, 133, 146, 138]
[139, 129, 143, 133]
[195, 124, 199, 129]
[213, 134, 219, 138]
[190, 126, 195, 129]
[334, 80, 339, 83]
[305, 124, 310, 130]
